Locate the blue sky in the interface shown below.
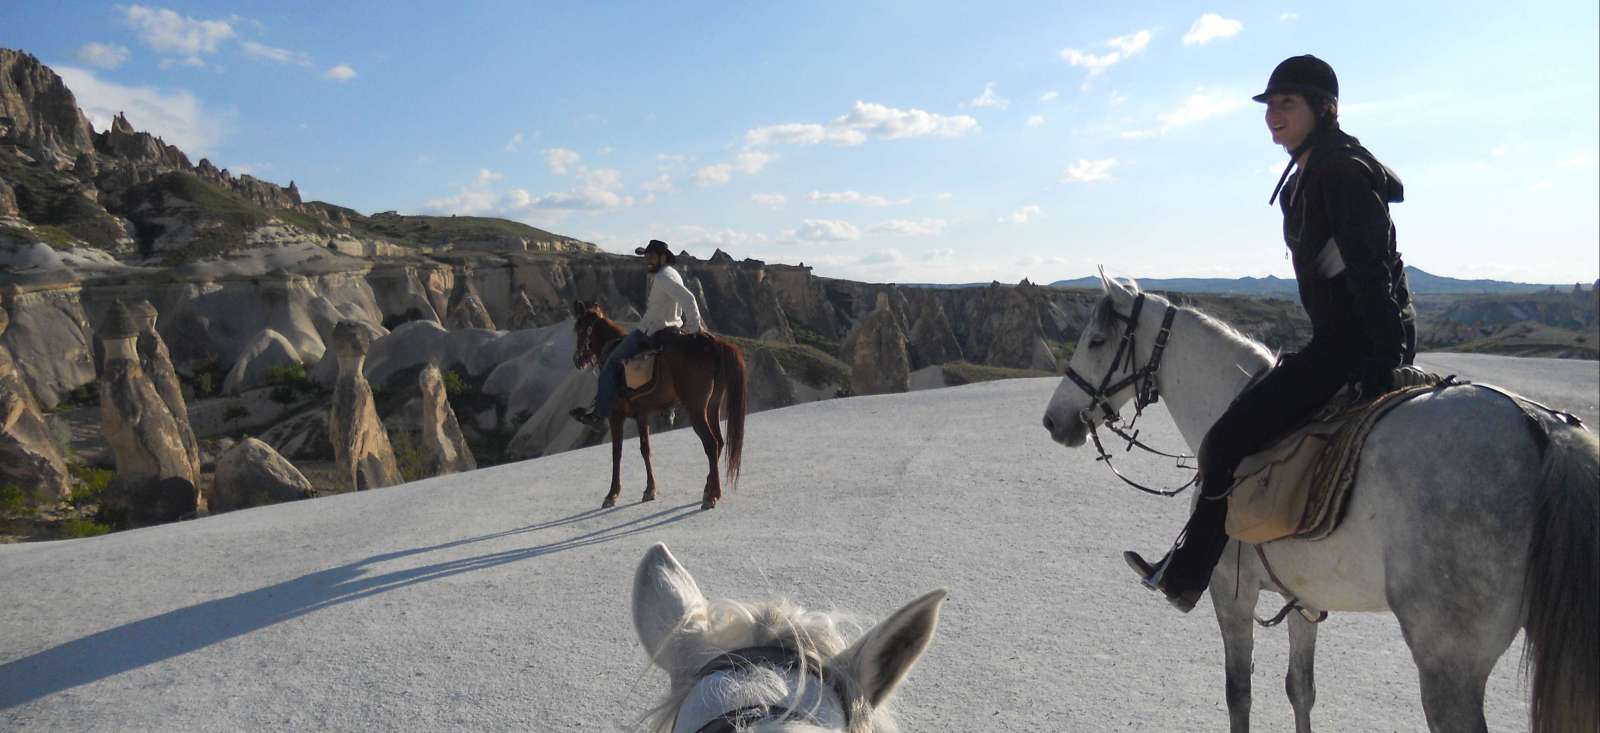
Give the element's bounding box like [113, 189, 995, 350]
[6, 1, 1598, 284]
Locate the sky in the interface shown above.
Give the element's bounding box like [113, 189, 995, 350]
[4, 1, 1597, 285]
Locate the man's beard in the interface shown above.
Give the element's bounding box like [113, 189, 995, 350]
[646, 262, 663, 273]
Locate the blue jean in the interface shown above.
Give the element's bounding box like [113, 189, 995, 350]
[593, 330, 647, 418]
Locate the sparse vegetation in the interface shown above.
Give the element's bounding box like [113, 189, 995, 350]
[0, 484, 29, 519]
[941, 362, 1054, 387]
[67, 462, 114, 509]
[391, 430, 427, 482]
[723, 336, 851, 390]
[223, 403, 250, 423]
[266, 362, 319, 404]
[50, 381, 99, 411]
[60, 518, 111, 538]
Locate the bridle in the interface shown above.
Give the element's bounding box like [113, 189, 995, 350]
[672, 645, 849, 733]
[572, 313, 611, 371]
[1062, 292, 1198, 497]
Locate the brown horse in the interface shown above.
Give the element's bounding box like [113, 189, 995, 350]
[570, 300, 747, 510]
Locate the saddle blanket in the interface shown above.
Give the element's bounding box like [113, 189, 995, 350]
[1225, 368, 1441, 544]
[624, 350, 659, 390]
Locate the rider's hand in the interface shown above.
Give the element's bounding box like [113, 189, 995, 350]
[1355, 357, 1397, 398]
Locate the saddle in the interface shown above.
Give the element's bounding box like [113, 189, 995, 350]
[623, 349, 660, 390]
[1225, 367, 1443, 544]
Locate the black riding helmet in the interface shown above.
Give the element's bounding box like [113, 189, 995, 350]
[1257, 55, 1341, 205]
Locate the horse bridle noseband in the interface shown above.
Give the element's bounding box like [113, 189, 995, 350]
[1062, 293, 1198, 497]
[573, 315, 599, 370]
[673, 645, 847, 733]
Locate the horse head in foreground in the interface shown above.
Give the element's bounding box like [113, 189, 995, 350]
[571, 301, 747, 510]
[1042, 274, 1598, 733]
[631, 543, 947, 732]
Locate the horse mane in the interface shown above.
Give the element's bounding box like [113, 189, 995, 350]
[1092, 289, 1276, 366]
[637, 597, 899, 733]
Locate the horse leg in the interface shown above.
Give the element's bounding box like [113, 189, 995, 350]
[686, 407, 720, 510]
[1285, 611, 1318, 733]
[1211, 545, 1261, 733]
[637, 414, 658, 502]
[602, 412, 625, 508]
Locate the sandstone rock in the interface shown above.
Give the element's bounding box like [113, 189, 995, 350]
[904, 294, 962, 369]
[329, 320, 402, 491]
[222, 328, 304, 394]
[508, 286, 538, 330]
[131, 300, 201, 479]
[505, 367, 602, 460]
[747, 349, 798, 412]
[0, 305, 72, 502]
[840, 292, 910, 395]
[96, 300, 202, 524]
[0, 177, 18, 218]
[0, 50, 96, 163]
[212, 437, 314, 512]
[445, 274, 496, 330]
[259, 407, 334, 461]
[417, 364, 475, 476]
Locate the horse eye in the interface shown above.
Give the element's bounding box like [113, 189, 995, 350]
[1088, 336, 1106, 348]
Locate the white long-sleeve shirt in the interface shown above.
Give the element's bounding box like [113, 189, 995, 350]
[638, 266, 704, 335]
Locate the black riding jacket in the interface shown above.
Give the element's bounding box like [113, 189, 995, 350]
[1279, 127, 1415, 370]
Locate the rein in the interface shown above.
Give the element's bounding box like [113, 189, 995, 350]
[1063, 293, 1199, 497]
[572, 315, 621, 371]
[673, 645, 847, 733]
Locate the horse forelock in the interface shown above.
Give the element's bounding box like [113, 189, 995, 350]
[638, 598, 899, 733]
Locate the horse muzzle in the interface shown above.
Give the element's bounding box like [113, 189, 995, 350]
[1042, 411, 1089, 447]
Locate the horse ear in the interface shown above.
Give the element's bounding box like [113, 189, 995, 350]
[632, 543, 707, 667]
[840, 589, 947, 708]
[571, 300, 585, 318]
[1097, 265, 1114, 293]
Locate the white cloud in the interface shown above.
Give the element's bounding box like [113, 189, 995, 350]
[746, 101, 978, 149]
[641, 174, 674, 193]
[792, 219, 861, 242]
[1279, 12, 1299, 21]
[475, 169, 504, 185]
[1158, 90, 1243, 129]
[935, 192, 954, 201]
[734, 150, 773, 173]
[1038, 90, 1059, 103]
[121, 5, 234, 56]
[1061, 29, 1152, 76]
[1026, 115, 1045, 128]
[871, 219, 946, 237]
[1002, 205, 1041, 223]
[806, 190, 908, 207]
[504, 132, 524, 152]
[1530, 181, 1553, 192]
[1557, 150, 1598, 169]
[967, 82, 1010, 110]
[1110, 92, 1128, 105]
[427, 164, 635, 218]
[923, 248, 955, 261]
[1182, 13, 1242, 45]
[1490, 144, 1507, 158]
[675, 225, 771, 250]
[158, 56, 210, 71]
[860, 249, 907, 265]
[693, 164, 733, 186]
[76, 43, 130, 69]
[751, 193, 786, 207]
[54, 65, 226, 155]
[1063, 159, 1118, 183]
[543, 147, 581, 175]
[242, 41, 311, 67]
[322, 64, 357, 82]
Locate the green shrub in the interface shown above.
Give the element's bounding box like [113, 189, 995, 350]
[223, 403, 250, 423]
[941, 362, 1054, 387]
[441, 369, 467, 398]
[67, 463, 114, 508]
[60, 518, 111, 538]
[391, 431, 427, 482]
[0, 484, 29, 518]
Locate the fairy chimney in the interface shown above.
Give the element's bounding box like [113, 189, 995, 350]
[418, 364, 475, 477]
[0, 306, 72, 503]
[445, 274, 496, 331]
[328, 320, 402, 490]
[131, 300, 200, 479]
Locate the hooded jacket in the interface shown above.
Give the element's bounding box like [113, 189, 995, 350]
[1279, 127, 1415, 370]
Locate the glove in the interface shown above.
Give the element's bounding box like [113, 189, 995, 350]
[1355, 356, 1398, 398]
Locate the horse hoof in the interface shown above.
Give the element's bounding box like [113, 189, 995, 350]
[640, 491, 657, 503]
[602, 494, 619, 509]
[700, 497, 718, 510]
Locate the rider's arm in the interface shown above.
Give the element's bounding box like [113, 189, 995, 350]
[1321, 156, 1406, 371]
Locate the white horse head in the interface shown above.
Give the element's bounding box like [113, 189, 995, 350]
[1043, 273, 1154, 447]
[632, 543, 947, 732]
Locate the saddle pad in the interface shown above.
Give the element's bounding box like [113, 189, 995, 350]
[1226, 376, 1440, 545]
[624, 351, 658, 389]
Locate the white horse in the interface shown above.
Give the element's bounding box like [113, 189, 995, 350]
[631, 543, 947, 732]
[1041, 276, 1598, 733]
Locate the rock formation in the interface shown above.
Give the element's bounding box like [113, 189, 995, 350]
[96, 300, 202, 524]
[445, 273, 496, 330]
[0, 50, 96, 165]
[212, 437, 315, 511]
[417, 364, 475, 476]
[328, 320, 402, 491]
[131, 300, 200, 479]
[840, 292, 911, 395]
[508, 285, 538, 330]
[0, 305, 72, 502]
[222, 328, 304, 394]
[0, 177, 18, 217]
[746, 349, 798, 412]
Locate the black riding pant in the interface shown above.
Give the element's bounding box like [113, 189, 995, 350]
[1162, 320, 1416, 594]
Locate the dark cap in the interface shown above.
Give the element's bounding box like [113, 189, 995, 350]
[1253, 55, 1338, 103]
[634, 239, 675, 261]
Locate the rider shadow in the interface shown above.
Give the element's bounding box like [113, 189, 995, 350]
[0, 502, 701, 710]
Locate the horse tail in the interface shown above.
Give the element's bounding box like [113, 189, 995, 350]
[714, 338, 747, 489]
[1522, 420, 1599, 733]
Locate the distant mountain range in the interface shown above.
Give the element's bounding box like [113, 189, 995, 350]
[1045, 266, 1587, 296]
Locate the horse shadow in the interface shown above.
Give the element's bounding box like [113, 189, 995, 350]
[0, 501, 701, 710]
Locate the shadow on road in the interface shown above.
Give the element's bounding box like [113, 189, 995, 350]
[0, 501, 702, 709]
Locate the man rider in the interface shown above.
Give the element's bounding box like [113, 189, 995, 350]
[570, 240, 705, 431]
[1124, 55, 1418, 612]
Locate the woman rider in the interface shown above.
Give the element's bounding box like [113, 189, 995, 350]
[1124, 55, 1418, 611]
